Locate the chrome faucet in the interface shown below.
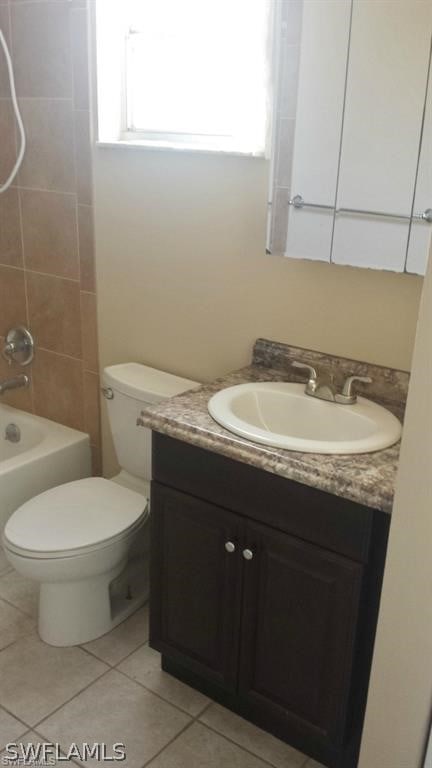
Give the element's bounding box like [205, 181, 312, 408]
[292, 361, 372, 405]
[0, 374, 29, 395]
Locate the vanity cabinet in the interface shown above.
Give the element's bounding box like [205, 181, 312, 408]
[149, 433, 390, 768]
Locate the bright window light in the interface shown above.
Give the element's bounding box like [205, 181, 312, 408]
[95, 0, 271, 156]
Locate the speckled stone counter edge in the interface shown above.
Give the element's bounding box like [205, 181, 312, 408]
[140, 340, 409, 514]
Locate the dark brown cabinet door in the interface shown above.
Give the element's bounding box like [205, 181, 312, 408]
[150, 483, 243, 691]
[238, 521, 363, 754]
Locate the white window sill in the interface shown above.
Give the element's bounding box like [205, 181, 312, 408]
[95, 138, 266, 159]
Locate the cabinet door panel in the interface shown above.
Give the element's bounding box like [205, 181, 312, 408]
[150, 483, 243, 691]
[238, 521, 363, 750]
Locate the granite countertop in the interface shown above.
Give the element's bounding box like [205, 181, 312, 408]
[140, 340, 408, 514]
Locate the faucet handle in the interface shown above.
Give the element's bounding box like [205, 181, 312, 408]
[336, 375, 372, 405]
[292, 361, 318, 394]
[292, 361, 318, 381]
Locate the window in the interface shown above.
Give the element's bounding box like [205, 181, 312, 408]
[95, 0, 272, 156]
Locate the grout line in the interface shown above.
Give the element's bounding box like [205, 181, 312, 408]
[114, 664, 205, 720]
[141, 720, 197, 768]
[33, 664, 112, 733]
[18, 186, 77, 199]
[0, 592, 36, 621]
[0, 701, 33, 733]
[22, 267, 81, 284]
[15, 184, 77, 196]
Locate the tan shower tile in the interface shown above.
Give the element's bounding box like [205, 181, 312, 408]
[27, 272, 82, 357]
[0, 6, 12, 98]
[32, 348, 84, 430]
[80, 291, 98, 371]
[78, 204, 96, 291]
[11, 1, 72, 98]
[18, 99, 75, 192]
[71, 7, 90, 110]
[0, 265, 27, 332]
[21, 189, 79, 279]
[0, 187, 23, 268]
[0, 100, 17, 184]
[83, 370, 100, 446]
[91, 443, 102, 476]
[74, 109, 92, 204]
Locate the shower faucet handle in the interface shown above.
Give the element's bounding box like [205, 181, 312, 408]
[2, 328, 34, 366]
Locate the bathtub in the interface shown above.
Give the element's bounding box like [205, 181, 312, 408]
[0, 403, 91, 530]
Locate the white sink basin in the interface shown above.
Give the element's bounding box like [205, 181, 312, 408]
[208, 382, 402, 454]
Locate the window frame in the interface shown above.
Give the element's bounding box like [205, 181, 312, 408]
[94, 0, 273, 158]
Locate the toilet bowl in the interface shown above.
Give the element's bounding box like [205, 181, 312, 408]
[3, 477, 149, 646]
[2, 363, 197, 646]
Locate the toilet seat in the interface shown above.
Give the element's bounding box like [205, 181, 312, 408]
[3, 477, 149, 560]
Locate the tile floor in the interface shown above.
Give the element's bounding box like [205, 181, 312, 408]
[0, 545, 324, 768]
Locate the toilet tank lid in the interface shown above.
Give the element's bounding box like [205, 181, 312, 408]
[103, 363, 199, 401]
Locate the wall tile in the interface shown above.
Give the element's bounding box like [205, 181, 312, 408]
[3, 0, 98, 466]
[11, 2, 72, 98]
[78, 204, 95, 291]
[21, 189, 79, 279]
[0, 265, 27, 333]
[80, 290, 98, 371]
[0, 188, 23, 268]
[0, 100, 17, 184]
[32, 348, 84, 430]
[91, 443, 102, 476]
[18, 99, 75, 192]
[74, 109, 92, 204]
[83, 370, 100, 446]
[71, 8, 89, 110]
[27, 272, 82, 357]
[0, 6, 12, 98]
[0, 337, 33, 412]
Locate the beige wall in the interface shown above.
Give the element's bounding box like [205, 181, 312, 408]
[358, 245, 432, 767]
[94, 94, 432, 768]
[94, 147, 423, 473]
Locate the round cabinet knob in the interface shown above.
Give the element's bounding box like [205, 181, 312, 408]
[225, 541, 236, 554]
[242, 548, 254, 561]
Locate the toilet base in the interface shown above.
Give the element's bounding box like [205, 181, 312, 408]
[38, 555, 149, 647]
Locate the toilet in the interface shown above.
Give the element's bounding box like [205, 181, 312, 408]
[2, 363, 197, 647]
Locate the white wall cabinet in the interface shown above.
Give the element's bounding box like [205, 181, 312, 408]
[272, 0, 432, 275]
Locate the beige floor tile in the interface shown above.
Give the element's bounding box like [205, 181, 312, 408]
[1, 732, 81, 766]
[119, 643, 210, 717]
[82, 604, 149, 667]
[0, 708, 27, 751]
[0, 634, 108, 726]
[38, 669, 191, 768]
[0, 570, 39, 618]
[0, 547, 12, 577]
[303, 760, 325, 768]
[148, 721, 273, 768]
[0, 598, 34, 651]
[200, 703, 306, 768]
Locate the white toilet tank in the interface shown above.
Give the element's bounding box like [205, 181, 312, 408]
[103, 363, 198, 488]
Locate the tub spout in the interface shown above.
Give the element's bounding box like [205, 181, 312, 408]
[0, 374, 29, 395]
